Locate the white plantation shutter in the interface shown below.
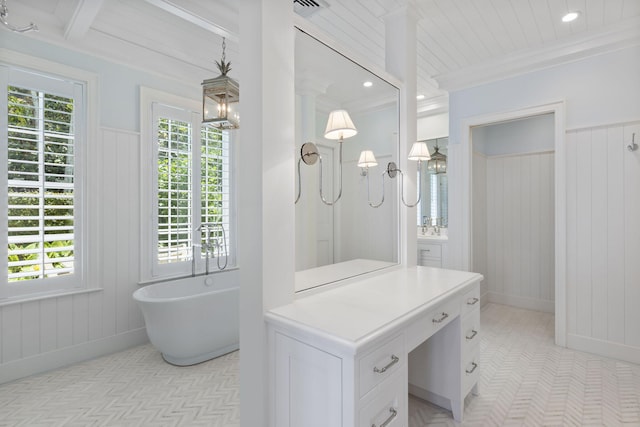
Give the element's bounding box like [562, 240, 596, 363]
[430, 174, 438, 220]
[150, 100, 233, 278]
[157, 117, 193, 264]
[2, 66, 85, 297]
[200, 127, 230, 257]
[429, 174, 448, 227]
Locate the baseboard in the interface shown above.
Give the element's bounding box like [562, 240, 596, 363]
[0, 328, 149, 385]
[567, 334, 640, 365]
[487, 291, 554, 313]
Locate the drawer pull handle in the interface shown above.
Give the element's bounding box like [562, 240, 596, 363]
[372, 407, 397, 427]
[373, 355, 399, 374]
[466, 329, 478, 340]
[432, 312, 449, 323]
[467, 297, 479, 305]
[466, 362, 478, 374]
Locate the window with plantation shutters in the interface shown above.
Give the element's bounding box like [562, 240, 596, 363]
[144, 94, 234, 280]
[200, 126, 231, 261]
[2, 66, 86, 298]
[157, 117, 193, 264]
[7, 86, 75, 280]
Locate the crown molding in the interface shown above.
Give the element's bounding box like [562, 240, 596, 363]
[435, 16, 640, 93]
[417, 94, 449, 117]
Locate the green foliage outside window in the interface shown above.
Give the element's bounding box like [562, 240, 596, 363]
[7, 86, 75, 281]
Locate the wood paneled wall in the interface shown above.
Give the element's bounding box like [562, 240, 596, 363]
[566, 122, 640, 351]
[477, 151, 555, 312]
[0, 128, 146, 383]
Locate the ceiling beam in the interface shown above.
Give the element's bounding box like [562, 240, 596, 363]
[144, 0, 238, 43]
[64, 0, 105, 40]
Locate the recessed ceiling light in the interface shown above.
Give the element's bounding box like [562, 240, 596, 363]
[363, 81, 373, 87]
[416, 94, 425, 100]
[562, 11, 580, 23]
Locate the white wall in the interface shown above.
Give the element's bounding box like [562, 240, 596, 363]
[417, 112, 448, 140]
[0, 30, 241, 383]
[566, 122, 640, 357]
[480, 151, 555, 312]
[472, 117, 556, 312]
[448, 45, 640, 363]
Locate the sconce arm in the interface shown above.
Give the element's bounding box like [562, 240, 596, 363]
[398, 163, 422, 208]
[367, 169, 387, 208]
[295, 157, 303, 204]
[318, 139, 343, 206]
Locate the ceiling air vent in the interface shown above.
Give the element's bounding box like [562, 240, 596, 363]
[294, 0, 328, 18]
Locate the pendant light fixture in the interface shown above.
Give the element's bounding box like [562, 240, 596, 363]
[202, 37, 240, 129]
[427, 139, 447, 174]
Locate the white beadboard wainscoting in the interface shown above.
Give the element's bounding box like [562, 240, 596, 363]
[473, 151, 555, 313]
[566, 121, 640, 363]
[0, 128, 147, 384]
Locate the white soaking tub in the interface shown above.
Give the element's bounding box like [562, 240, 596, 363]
[133, 274, 239, 366]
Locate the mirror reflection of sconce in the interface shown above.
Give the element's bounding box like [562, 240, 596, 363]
[364, 141, 431, 208]
[357, 150, 378, 176]
[295, 109, 358, 205]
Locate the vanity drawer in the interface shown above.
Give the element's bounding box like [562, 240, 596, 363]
[462, 308, 480, 355]
[359, 334, 404, 398]
[419, 243, 441, 257]
[405, 299, 459, 352]
[462, 354, 480, 397]
[359, 373, 405, 427]
[461, 286, 480, 317]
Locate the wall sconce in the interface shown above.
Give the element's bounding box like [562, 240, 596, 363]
[202, 37, 240, 129]
[357, 150, 378, 176]
[365, 141, 430, 208]
[295, 109, 358, 205]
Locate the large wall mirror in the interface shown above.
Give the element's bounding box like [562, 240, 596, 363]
[294, 27, 400, 292]
[417, 137, 448, 232]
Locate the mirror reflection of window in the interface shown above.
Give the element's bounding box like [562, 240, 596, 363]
[417, 137, 448, 230]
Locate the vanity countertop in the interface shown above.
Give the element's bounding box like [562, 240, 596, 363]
[266, 266, 482, 352]
[417, 234, 448, 242]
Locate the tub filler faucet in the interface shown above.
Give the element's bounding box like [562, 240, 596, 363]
[193, 223, 228, 277]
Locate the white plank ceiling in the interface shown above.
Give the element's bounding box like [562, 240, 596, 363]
[7, 0, 640, 112]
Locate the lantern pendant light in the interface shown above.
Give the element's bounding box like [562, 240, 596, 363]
[427, 139, 447, 174]
[202, 37, 240, 129]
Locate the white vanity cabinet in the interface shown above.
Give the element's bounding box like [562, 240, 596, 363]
[266, 266, 483, 427]
[417, 237, 448, 267]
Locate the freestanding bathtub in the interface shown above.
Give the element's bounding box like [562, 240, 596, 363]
[133, 274, 239, 366]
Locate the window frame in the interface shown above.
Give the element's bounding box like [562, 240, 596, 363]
[0, 51, 97, 301]
[140, 87, 236, 283]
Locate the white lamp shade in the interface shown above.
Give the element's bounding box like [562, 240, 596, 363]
[408, 141, 431, 161]
[324, 109, 358, 140]
[357, 150, 378, 168]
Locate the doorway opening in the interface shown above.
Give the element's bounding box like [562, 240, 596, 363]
[460, 102, 566, 347]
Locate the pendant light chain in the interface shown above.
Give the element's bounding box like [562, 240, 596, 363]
[221, 37, 226, 64]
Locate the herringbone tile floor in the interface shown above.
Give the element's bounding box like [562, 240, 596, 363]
[410, 303, 640, 426]
[0, 345, 239, 426]
[0, 303, 639, 426]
